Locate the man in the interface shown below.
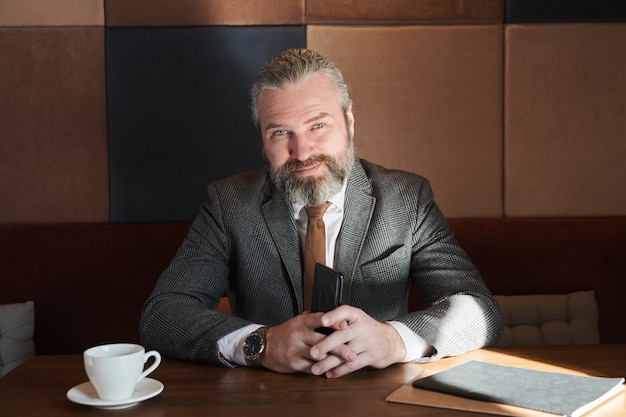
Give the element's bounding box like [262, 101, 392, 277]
[140, 48, 503, 378]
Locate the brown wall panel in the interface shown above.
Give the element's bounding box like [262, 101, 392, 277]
[505, 23, 626, 217]
[306, 0, 503, 24]
[0, 0, 104, 26]
[0, 28, 109, 223]
[105, 0, 304, 26]
[308, 25, 503, 218]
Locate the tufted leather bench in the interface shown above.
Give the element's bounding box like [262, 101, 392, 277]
[495, 291, 599, 346]
[0, 218, 624, 355]
[0, 301, 35, 376]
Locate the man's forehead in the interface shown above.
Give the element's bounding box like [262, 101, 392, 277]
[258, 79, 341, 125]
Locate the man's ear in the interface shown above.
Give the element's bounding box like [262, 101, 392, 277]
[345, 102, 355, 138]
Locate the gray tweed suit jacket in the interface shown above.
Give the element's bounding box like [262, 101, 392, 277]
[140, 158, 503, 366]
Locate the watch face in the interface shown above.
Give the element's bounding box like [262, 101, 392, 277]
[243, 334, 263, 358]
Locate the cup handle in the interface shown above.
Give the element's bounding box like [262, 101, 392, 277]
[138, 350, 162, 382]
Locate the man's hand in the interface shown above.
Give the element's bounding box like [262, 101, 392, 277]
[260, 312, 337, 373]
[308, 305, 407, 378]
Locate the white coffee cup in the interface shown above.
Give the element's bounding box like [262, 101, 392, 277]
[84, 343, 161, 401]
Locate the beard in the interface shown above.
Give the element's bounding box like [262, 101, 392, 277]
[270, 138, 354, 207]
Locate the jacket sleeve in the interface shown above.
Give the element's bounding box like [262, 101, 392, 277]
[397, 179, 503, 361]
[139, 184, 252, 367]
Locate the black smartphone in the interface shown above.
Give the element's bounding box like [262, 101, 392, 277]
[311, 263, 344, 313]
[311, 263, 344, 334]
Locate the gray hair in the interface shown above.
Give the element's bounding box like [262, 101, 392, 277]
[250, 48, 351, 128]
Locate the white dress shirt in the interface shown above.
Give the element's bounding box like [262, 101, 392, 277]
[217, 181, 432, 364]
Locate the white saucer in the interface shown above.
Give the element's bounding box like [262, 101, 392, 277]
[67, 378, 164, 410]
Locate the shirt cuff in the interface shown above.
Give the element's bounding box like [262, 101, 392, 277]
[388, 321, 432, 362]
[217, 324, 263, 365]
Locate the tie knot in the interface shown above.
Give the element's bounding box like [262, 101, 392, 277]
[305, 202, 331, 220]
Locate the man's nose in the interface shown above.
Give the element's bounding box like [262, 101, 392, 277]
[289, 133, 315, 161]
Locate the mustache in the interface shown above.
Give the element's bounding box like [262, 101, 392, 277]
[279, 155, 331, 175]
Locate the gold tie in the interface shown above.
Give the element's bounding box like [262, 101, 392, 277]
[303, 202, 331, 311]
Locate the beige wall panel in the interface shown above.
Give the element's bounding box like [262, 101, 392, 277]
[307, 0, 503, 24]
[0, 28, 109, 223]
[105, 0, 304, 26]
[505, 24, 626, 217]
[0, 0, 103, 26]
[308, 25, 503, 218]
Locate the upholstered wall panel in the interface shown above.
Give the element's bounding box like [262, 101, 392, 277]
[504, 24, 626, 217]
[0, 28, 109, 223]
[105, 0, 304, 26]
[308, 25, 503, 218]
[307, 0, 503, 24]
[107, 26, 305, 223]
[505, 0, 626, 23]
[0, 0, 104, 26]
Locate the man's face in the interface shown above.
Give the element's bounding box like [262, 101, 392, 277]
[257, 74, 355, 206]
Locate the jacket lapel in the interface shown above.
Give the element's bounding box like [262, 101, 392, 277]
[260, 180, 304, 311]
[335, 160, 376, 285]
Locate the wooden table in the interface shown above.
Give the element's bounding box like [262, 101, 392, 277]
[2, 344, 625, 416]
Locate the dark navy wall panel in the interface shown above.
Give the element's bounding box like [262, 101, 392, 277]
[106, 26, 305, 223]
[506, 0, 626, 23]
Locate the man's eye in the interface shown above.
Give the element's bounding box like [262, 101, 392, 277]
[273, 129, 287, 137]
[312, 122, 325, 129]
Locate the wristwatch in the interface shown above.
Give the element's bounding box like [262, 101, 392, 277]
[242, 326, 268, 367]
